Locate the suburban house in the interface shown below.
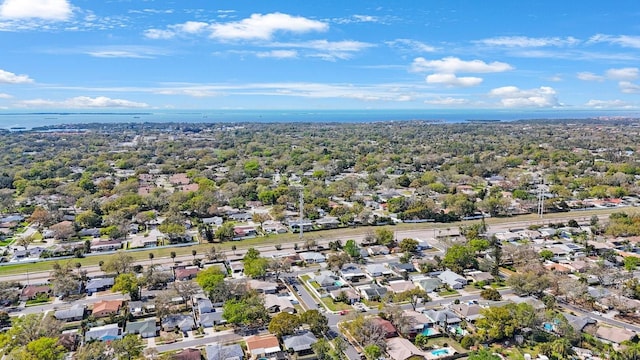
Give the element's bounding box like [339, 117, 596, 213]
[86, 277, 115, 294]
[402, 310, 433, 338]
[19, 285, 51, 301]
[264, 294, 295, 314]
[90, 239, 123, 252]
[162, 314, 197, 332]
[450, 303, 483, 323]
[173, 348, 203, 360]
[196, 298, 213, 315]
[596, 326, 636, 345]
[125, 318, 157, 338]
[313, 271, 341, 289]
[371, 317, 398, 338]
[365, 263, 395, 278]
[92, 300, 123, 318]
[85, 323, 122, 342]
[357, 283, 388, 301]
[437, 270, 468, 289]
[299, 251, 326, 264]
[283, 331, 318, 356]
[54, 304, 86, 321]
[199, 312, 225, 328]
[245, 334, 282, 359]
[424, 309, 462, 327]
[248, 279, 278, 294]
[340, 263, 368, 283]
[367, 245, 390, 256]
[387, 280, 416, 294]
[315, 217, 340, 230]
[466, 271, 495, 284]
[175, 267, 200, 281]
[206, 343, 244, 360]
[262, 220, 288, 234]
[414, 277, 442, 293]
[386, 337, 429, 360]
[390, 262, 418, 275]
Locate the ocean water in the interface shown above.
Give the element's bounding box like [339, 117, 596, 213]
[0, 109, 638, 130]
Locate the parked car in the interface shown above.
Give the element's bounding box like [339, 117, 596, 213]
[339, 310, 349, 315]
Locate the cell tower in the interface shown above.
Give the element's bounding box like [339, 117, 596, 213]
[299, 191, 304, 239]
[537, 179, 544, 218]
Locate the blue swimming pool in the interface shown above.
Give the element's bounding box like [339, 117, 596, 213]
[431, 348, 451, 356]
[543, 322, 553, 331]
[422, 327, 437, 336]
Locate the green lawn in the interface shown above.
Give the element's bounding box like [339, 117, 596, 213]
[26, 297, 52, 306]
[0, 238, 13, 246]
[424, 337, 467, 354]
[439, 289, 459, 297]
[321, 297, 351, 311]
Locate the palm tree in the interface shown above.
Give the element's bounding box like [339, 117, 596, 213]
[231, 245, 237, 255]
[148, 252, 154, 267]
[170, 251, 176, 264]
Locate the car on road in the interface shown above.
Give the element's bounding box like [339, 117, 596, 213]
[339, 310, 349, 315]
[327, 329, 339, 339]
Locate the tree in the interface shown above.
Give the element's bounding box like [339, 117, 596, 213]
[50, 261, 81, 298]
[148, 252, 154, 267]
[344, 239, 360, 259]
[222, 291, 270, 329]
[9, 337, 66, 360]
[480, 288, 502, 301]
[539, 249, 554, 261]
[252, 213, 270, 228]
[172, 281, 201, 305]
[195, 266, 226, 293]
[75, 210, 102, 229]
[111, 334, 144, 360]
[311, 338, 332, 360]
[395, 288, 430, 310]
[507, 270, 550, 297]
[0, 313, 61, 352]
[399, 238, 419, 253]
[14, 234, 35, 251]
[269, 258, 291, 281]
[442, 244, 477, 273]
[29, 206, 52, 228]
[468, 349, 501, 360]
[327, 252, 351, 271]
[363, 344, 382, 360]
[374, 227, 394, 246]
[50, 221, 75, 240]
[112, 273, 141, 301]
[158, 222, 187, 242]
[170, 251, 177, 264]
[268, 312, 300, 337]
[469, 238, 490, 254]
[215, 222, 235, 242]
[475, 303, 536, 342]
[74, 341, 110, 360]
[624, 256, 640, 271]
[102, 251, 135, 275]
[192, 249, 197, 263]
[244, 257, 269, 278]
[300, 309, 328, 336]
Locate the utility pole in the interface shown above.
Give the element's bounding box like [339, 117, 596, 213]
[537, 178, 544, 219]
[299, 190, 304, 239]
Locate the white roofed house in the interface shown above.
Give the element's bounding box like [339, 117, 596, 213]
[365, 263, 396, 278]
[264, 294, 295, 314]
[437, 270, 468, 290]
[299, 251, 326, 264]
[283, 331, 318, 356]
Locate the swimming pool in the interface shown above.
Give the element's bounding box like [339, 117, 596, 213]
[543, 322, 553, 331]
[422, 327, 438, 336]
[430, 348, 451, 356]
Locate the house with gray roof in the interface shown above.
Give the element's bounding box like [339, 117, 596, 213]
[437, 270, 468, 289]
[197, 298, 213, 314]
[424, 309, 461, 327]
[206, 343, 244, 360]
[365, 263, 395, 278]
[357, 283, 388, 301]
[414, 277, 442, 293]
[125, 318, 157, 338]
[199, 312, 225, 328]
[54, 304, 86, 321]
[162, 314, 196, 332]
[86, 277, 115, 294]
[85, 323, 122, 342]
[299, 251, 325, 263]
[283, 331, 317, 355]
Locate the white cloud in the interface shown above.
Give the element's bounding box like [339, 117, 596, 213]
[577, 72, 604, 81]
[589, 34, 640, 48]
[143, 28, 176, 40]
[476, 36, 579, 47]
[86, 46, 168, 59]
[0, 69, 33, 84]
[17, 96, 149, 108]
[386, 39, 436, 53]
[0, 93, 12, 98]
[426, 73, 483, 87]
[0, 0, 71, 21]
[411, 56, 513, 73]
[352, 15, 379, 22]
[256, 50, 298, 59]
[619, 81, 640, 94]
[268, 40, 374, 60]
[210, 12, 327, 40]
[154, 89, 218, 97]
[605, 67, 639, 81]
[176, 21, 209, 34]
[585, 99, 633, 108]
[424, 97, 469, 105]
[489, 86, 559, 108]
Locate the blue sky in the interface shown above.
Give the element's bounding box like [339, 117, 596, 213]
[0, 0, 639, 110]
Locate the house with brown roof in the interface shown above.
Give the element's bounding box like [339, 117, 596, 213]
[371, 317, 398, 338]
[172, 348, 202, 360]
[92, 300, 123, 318]
[175, 267, 200, 281]
[20, 285, 51, 301]
[596, 326, 636, 345]
[246, 334, 281, 358]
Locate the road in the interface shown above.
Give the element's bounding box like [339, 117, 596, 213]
[154, 330, 241, 353]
